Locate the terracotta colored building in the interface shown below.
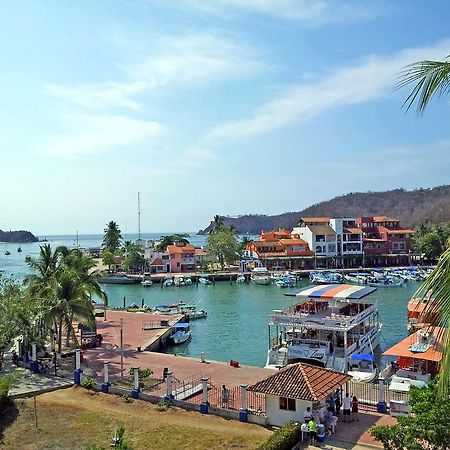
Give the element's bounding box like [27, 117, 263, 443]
[167, 244, 197, 273]
[246, 229, 313, 270]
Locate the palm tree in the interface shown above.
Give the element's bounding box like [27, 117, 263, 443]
[397, 54, 450, 114]
[172, 233, 190, 245]
[102, 221, 122, 254]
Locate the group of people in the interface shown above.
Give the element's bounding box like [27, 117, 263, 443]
[302, 390, 360, 445]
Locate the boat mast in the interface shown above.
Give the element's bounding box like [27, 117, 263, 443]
[138, 191, 141, 240]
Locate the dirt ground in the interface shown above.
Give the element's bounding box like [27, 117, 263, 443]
[0, 387, 271, 450]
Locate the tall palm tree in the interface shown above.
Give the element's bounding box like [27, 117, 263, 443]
[102, 221, 122, 254]
[397, 54, 450, 114]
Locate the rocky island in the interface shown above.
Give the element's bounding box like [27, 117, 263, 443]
[0, 230, 39, 243]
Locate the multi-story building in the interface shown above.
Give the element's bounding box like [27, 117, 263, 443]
[167, 244, 197, 273]
[356, 216, 414, 265]
[246, 229, 313, 270]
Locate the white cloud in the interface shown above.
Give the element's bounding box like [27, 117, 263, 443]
[206, 39, 450, 141]
[39, 114, 164, 158]
[182, 0, 382, 23]
[45, 33, 266, 112]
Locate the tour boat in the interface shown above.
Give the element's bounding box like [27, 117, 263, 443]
[379, 327, 442, 392]
[407, 293, 436, 333]
[251, 267, 272, 285]
[265, 284, 381, 373]
[169, 323, 192, 344]
[347, 353, 378, 382]
[141, 279, 153, 287]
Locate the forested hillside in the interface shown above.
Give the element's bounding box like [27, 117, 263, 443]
[198, 185, 450, 234]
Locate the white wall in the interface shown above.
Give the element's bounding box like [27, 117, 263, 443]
[266, 394, 312, 427]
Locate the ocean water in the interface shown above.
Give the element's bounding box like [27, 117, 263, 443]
[0, 234, 419, 367]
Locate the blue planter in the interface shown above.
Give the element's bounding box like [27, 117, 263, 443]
[377, 401, 387, 414]
[239, 409, 248, 423]
[101, 382, 110, 393]
[200, 402, 209, 414]
[131, 388, 140, 399]
[73, 369, 83, 385]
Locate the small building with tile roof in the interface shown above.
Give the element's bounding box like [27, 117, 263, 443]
[247, 363, 351, 426]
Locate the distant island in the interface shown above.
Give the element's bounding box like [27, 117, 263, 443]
[0, 230, 39, 243]
[198, 185, 450, 234]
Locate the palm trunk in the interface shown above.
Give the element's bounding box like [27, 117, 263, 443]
[58, 315, 63, 353]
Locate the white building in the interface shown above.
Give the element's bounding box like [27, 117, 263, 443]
[143, 246, 171, 273]
[247, 363, 351, 427]
[292, 217, 363, 258]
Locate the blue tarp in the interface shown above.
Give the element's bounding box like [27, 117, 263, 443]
[351, 353, 373, 362]
[172, 322, 189, 328]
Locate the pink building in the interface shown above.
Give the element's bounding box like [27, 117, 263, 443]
[167, 244, 197, 273]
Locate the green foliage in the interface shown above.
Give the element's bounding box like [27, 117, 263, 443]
[101, 251, 115, 269]
[81, 376, 95, 390]
[371, 383, 450, 450]
[259, 421, 302, 450]
[413, 223, 450, 260]
[102, 221, 123, 254]
[0, 376, 11, 407]
[206, 228, 241, 269]
[129, 368, 152, 378]
[87, 427, 132, 450]
[122, 243, 145, 271]
[155, 234, 190, 252]
[86, 445, 105, 450]
[156, 401, 171, 412]
[122, 393, 133, 404]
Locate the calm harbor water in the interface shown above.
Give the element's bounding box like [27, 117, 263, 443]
[0, 234, 420, 368]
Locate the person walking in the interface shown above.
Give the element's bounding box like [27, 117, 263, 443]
[351, 396, 359, 421]
[221, 385, 229, 407]
[334, 389, 341, 414]
[342, 392, 351, 423]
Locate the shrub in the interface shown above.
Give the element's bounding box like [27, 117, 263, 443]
[156, 401, 171, 412]
[129, 368, 152, 379]
[0, 376, 10, 407]
[122, 393, 133, 404]
[259, 421, 302, 450]
[81, 376, 95, 390]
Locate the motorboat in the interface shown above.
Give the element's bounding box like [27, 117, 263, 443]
[251, 267, 271, 285]
[236, 274, 246, 283]
[344, 272, 369, 285]
[97, 273, 136, 284]
[17, 247, 22, 253]
[367, 276, 403, 288]
[170, 323, 192, 344]
[275, 276, 296, 288]
[141, 279, 153, 287]
[184, 277, 193, 286]
[348, 353, 377, 382]
[179, 304, 207, 320]
[199, 274, 212, 285]
[163, 277, 174, 287]
[174, 275, 186, 287]
[265, 284, 382, 372]
[379, 327, 442, 392]
[310, 271, 343, 285]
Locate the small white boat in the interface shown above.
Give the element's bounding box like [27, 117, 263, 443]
[251, 267, 271, 285]
[236, 274, 246, 283]
[141, 279, 153, 287]
[179, 305, 208, 320]
[199, 275, 212, 285]
[348, 353, 377, 382]
[163, 277, 174, 287]
[170, 323, 192, 344]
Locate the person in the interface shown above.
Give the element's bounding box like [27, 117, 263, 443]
[327, 395, 335, 414]
[334, 389, 341, 414]
[303, 406, 313, 423]
[342, 393, 351, 423]
[221, 385, 229, 406]
[308, 417, 318, 445]
[324, 408, 333, 433]
[12, 350, 19, 365]
[351, 396, 359, 422]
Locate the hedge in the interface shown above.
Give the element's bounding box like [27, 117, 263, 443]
[259, 421, 302, 450]
[0, 376, 11, 407]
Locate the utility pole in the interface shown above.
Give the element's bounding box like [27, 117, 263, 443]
[120, 318, 124, 379]
[138, 191, 141, 240]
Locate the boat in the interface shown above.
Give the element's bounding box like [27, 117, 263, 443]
[17, 247, 22, 253]
[169, 323, 192, 344]
[407, 293, 437, 333]
[265, 284, 382, 373]
[236, 274, 246, 283]
[199, 274, 212, 285]
[141, 279, 153, 287]
[344, 272, 369, 285]
[347, 353, 377, 382]
[274, 276, 296, 288]
[251, 267, 272, 285]
[310, 271, 343, 285]
[184, 277, 193, 286]
[367, 276, 403, 288]
[97, 273, 136, 284]
[4, 243, 10, 256]
[163, 277, 174, 287]
[379, 327, 442, 392]
[179, 304, 208, 319]
[174, 275, 186, 287]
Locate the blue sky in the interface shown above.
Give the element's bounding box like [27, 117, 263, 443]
[1, 0, 450, 235]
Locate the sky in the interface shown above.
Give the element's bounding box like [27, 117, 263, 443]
[1, 0, 450, 235]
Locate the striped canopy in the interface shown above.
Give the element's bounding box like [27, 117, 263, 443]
[284, 284, 376, 300]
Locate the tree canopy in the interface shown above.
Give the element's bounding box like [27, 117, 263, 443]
[207, 227, 240, 269]
[102, 221, 122, 254]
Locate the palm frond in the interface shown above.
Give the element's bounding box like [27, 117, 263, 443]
[397, 56, 450, 115]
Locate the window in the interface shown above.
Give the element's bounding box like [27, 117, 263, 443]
[177, 262, 180, 267]
[279, 397, 296, 411]
[316, 235, 325, 242]
[398, 242, 406, 250]
[328, 245, 335, 252]
[315, 246, 322, 253]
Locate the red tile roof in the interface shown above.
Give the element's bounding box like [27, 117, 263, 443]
[167, 244, 196, 254]
[247, 363, 351, 402]
[149, 258, 164, 266]
[300, 217, 330, 223]
[373, 216, 399, 223]
[343, 227, 362, 234]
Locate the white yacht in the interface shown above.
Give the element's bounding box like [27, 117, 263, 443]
[265, 284, 381, 374]
[251, 267, 272, 285]
[347, 353, 377, 382]
[170, 323, 192, 344]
